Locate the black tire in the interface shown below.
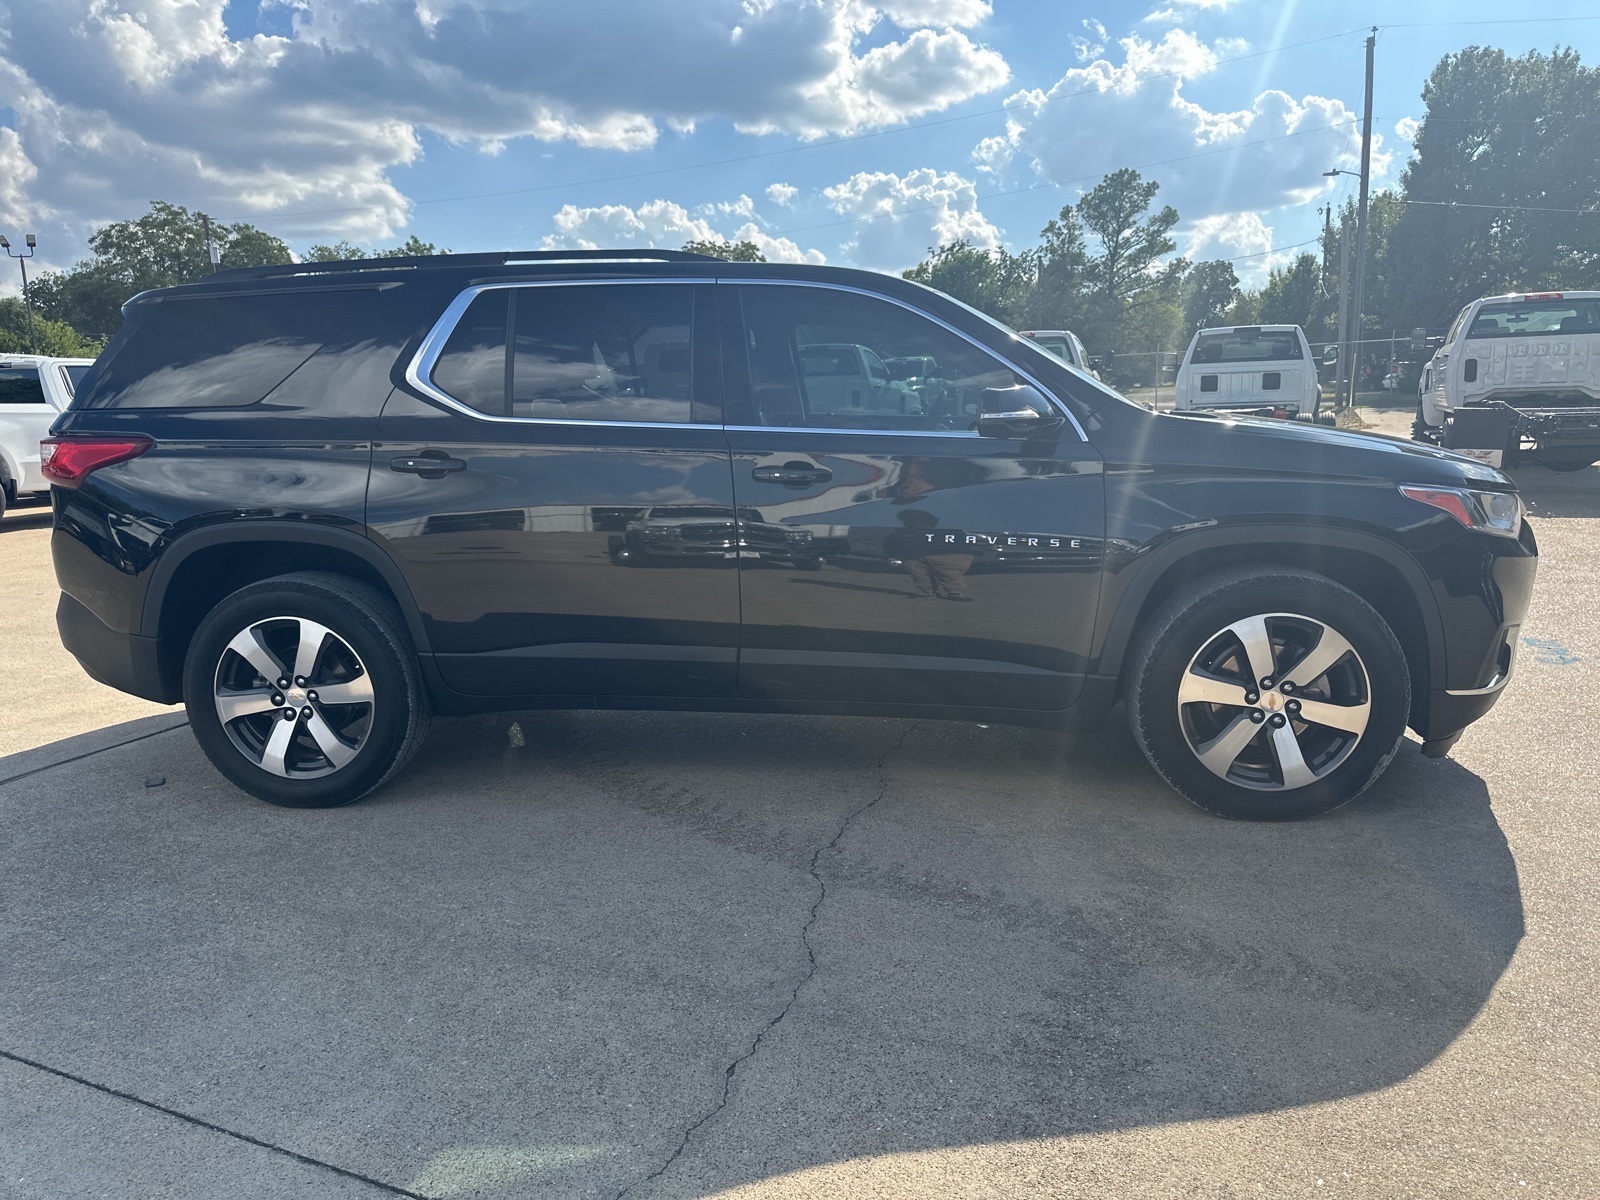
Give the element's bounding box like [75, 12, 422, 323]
[0, 480, 8, 520]
[1127, 567, 1409, 820]
[184, 572, 430, 807]
[1412, 402, 1440, 443]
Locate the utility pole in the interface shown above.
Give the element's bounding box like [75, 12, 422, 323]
[1348, 26, 1377, 410]
[201, 214, 219, 274]
[0, 233, 38, 354]
[1336, 213, 1352, 408]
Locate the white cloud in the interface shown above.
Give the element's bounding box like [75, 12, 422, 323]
[0, 0, 1012, 254]
[1146, 0, 1239, 21]
[0, 128, 42, 228]
[984, 30, 1380, 225]
[543, 199, 825, 264]
[875, 0, 992, 27]
[821, 167, 998, 269]
[1395, 116, 1420, 145]
[1072, 18, 1107, 62]
[766, 182, 800, 206]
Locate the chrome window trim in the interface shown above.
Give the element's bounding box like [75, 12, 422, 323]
[723, 424, 985, 439]
[405, 274, 1090, 440]
[728, 278, 1089, 442]
[404, 277, 710, 428]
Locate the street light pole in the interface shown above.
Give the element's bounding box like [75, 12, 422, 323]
[0, 233, 39, 354]
[1350, 28, 1377, 410]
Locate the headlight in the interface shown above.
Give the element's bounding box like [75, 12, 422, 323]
[1399, 485, 1522, 537]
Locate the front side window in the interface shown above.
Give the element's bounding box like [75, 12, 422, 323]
[428, 284, 696, 423]
[737, 285, 1015, 432]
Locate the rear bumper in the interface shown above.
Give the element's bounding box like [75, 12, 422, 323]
[57, 591, 175, 704]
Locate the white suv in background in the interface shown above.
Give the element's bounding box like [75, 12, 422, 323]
[0, 354, 94, 517]
[1175, 325, 1321, 419]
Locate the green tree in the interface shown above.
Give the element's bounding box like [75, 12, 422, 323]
[382, 235, 440, 258]
[1078, 168, 1181, 308]
[902, 240, 1033, 323]
[683, 238, 766, 262]
[1182, 260, 1241, 334]
[1385, 46, 1600, 329]
[306, 240, 369, 261]
[1020, 207, 1089, 331]
[28, 201, 292, 341]
[0, 298, 102, 357]
[1255, 253, 1322, 331]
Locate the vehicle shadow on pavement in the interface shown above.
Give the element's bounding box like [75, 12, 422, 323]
[1507, 463, 1600, 519]
[0, 708, 1520, 1199]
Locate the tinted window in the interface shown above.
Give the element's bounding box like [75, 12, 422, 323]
[0, 365, 46, 405]
[1466, 298, 1600, 338]
[79, 288, 378, 408]
[428, 285, 696, 423]
[430, 290, 509, 415]
[62, 365, 92, 395]
[738, 285, 1014, 432]
[512, 284, 694, 423]
[1190, 330, 1304, 364]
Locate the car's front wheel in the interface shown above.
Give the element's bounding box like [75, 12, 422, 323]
[1127, 567, 1410, 820]
[184, 572, 430, 807]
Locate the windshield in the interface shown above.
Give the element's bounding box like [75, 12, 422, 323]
[1028, 335, 1075, 363]
[1190, 330, 1305, 363]
[1467, 298, 1600, 338]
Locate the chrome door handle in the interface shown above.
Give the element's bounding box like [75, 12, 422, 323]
[390, 454, 466, 477]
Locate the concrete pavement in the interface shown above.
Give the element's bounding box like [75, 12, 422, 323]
[2, 447, 1596, 1199]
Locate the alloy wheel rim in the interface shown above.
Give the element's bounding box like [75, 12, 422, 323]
[1177, 612, 1370, 793]
[213, 616, 375, 779]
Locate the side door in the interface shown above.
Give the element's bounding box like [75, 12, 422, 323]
[720, 282, 1105, 713]
[367, 278, 741, 699]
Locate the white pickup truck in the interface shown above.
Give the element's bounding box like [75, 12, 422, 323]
[1174, 324, 1323, 420]
[1417, 291, 1600, 470]
[0, 354, 95, 516]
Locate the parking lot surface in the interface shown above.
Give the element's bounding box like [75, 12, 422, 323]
[3, 431, 1598, 1198]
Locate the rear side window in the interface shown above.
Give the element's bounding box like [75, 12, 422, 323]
[61, 364, 92, 395]
[0, 365, 46, 405]
[78, 288, 378, 409]
[1190, 329, 1305, 364]
[427, 284, 697, 424]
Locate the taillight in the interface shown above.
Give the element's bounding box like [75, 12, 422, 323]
[40, 436, 153, 488]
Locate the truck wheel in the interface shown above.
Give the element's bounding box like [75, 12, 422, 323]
[1127, 567, 1410, 820]
[1411, 402, 1439, 442]
[184, 572, 430, 807]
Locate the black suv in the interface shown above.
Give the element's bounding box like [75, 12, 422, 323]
[46, 250, 1536, 819]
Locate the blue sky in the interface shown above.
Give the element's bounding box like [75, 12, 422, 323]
[2, 1, 1599, 289]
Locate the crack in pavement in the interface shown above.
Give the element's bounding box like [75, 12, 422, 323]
[614, 728, 910, 1200]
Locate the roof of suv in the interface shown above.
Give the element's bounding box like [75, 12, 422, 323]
[130, 249, 962, 316]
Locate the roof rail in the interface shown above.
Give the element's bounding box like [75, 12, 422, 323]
[206, 247, 720, 283]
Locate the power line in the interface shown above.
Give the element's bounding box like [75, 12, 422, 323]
[1398, 198, 1600, 216]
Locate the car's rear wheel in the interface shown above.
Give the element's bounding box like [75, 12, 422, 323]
[184, 572, 429, 807]
[1127, 567, 1410, 820]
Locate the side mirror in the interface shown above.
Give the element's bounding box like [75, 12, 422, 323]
[976, 383, 1063, 438]
[1322, 345, 1339, 365]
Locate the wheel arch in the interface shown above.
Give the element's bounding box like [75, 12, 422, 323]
[142, 523, 429, 701]
[1098, 526, 1443, 730]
